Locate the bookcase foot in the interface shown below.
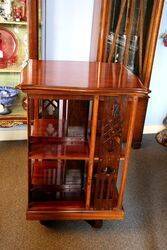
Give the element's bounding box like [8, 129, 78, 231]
[40, 220, 54, 227]
[132, 141, 142, 149]
[86, 220, 103, 229]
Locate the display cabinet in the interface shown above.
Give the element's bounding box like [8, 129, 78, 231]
[19, 60, 149, 228]
[0, 0, 40, 127]
[95, 0, 164, 148]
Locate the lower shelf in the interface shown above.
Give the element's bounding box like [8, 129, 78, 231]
[0, 93, 27, 125]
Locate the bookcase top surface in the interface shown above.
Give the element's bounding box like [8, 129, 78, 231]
[19, 60, 149, 96]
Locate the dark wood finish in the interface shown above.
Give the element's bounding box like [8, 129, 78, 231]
[132, 97, 149, 149]
[19, 60, 149, 226]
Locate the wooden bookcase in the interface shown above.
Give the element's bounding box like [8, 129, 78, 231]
[19, 60, 149, 227]
[0, 0, 40, 127]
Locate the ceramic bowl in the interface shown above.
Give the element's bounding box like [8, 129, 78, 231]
[0, 86, 19, 107]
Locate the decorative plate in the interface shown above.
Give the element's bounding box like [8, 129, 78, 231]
[0, 28, 18, 67]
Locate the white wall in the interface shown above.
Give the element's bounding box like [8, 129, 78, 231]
[145, 2, 167, 132]
[45, 0, 94, 61]
[44, 0, 166, 133]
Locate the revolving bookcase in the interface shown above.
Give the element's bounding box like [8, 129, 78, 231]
[19, 60, 149, 228]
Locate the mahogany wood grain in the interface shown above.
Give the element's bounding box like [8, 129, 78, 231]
[29, 139, 90, 161]
[20, 60, 148, 97]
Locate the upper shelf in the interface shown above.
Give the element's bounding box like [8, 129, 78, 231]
[19, 60, 149, 97]
[0, 61, 28, 73]
[0, 21, 27, 26]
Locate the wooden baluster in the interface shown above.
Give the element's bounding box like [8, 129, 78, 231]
[86, 95, 99, 209]
[100, 176, 105, 209]
[106, 175, 112, 209]
[117, 96, 138, 209]
[33, 98, 39, 136]
[94, 176, 100, 209]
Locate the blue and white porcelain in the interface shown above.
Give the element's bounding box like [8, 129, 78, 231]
[0, 86, 19, 115]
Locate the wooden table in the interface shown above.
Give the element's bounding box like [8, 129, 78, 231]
[19, 60, 149, 228]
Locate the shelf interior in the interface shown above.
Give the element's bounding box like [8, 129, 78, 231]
[29, 118, 89, 160]
[30, 160, 86, 204]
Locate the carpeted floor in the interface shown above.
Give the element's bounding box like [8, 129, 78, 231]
[0, 135, 166, 250]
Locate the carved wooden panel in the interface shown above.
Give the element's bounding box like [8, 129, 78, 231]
[94, 96, 125, 210]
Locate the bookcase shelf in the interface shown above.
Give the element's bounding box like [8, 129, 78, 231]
[29, 139, 89, 160]
[0, 94, 26, 123]
[0, 61, 27, 73]
[0, 21, 27, 25]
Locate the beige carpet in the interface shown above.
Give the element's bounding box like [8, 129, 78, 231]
[0, 135, 167, 250]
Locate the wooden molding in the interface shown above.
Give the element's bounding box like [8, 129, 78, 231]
[28, 0, 39, 59]
[97, 0, 112, 62]
[143, 0, 165, 88]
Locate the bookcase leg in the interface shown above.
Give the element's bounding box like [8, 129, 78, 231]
[86, 220, 103, 229]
